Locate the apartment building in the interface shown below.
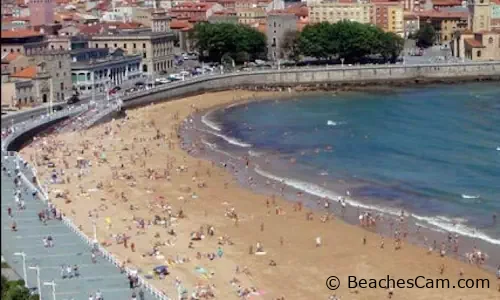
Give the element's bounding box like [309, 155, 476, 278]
[90, 29, 175, 75]
[237, 7, 267, 24]
[308, 0, 372, 24]
[267, 12, 298, 60]
[372, 1, 404, 36]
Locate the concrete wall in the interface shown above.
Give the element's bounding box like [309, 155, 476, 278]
[122, 62, 500, 108]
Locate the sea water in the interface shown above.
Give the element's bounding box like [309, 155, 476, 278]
[207, 83, 500, 246]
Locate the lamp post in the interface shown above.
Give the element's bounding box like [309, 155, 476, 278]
[14, 252, 28, 288]
[340, 58, 345, 68]
[43, 281, 56, 300]
[29, 266, 42, 300]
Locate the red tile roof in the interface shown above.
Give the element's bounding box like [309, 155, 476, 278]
[0, 29, 43, 38]
[1, 52, 22, 63]
[431, 0, 461, 6]
[10, 65, 37, 78]
[465, 38, 484, 48]
[416, 10, 468, 19]
[169, 20, 191, 29]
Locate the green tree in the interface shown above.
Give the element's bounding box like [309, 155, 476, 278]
[1, 276, 39, 300]
[190, 22, 266, 64]
[377, 31, 405, 62]
[416, 23, 436, 48]
[280, 30, 302, 62]
[335, 21, 379, 62]
[299, 22, 337, 59]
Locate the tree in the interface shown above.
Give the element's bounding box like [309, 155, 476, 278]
[1, 275, 39, 300]
[377, 31, 405, 63]
[280, 30, 302, 62]
[190, 22, 267, 64]
[416, 23, 436, 48]
[299, 22, 337, 59]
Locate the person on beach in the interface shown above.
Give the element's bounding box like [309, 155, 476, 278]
[316, 236, 322, 247]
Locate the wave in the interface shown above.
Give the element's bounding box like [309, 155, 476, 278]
[327, 120, 346, 126]
[413, 215, 500, 246]
[461, 194, 480, 199]
[248, 150, 263, 157]
[496, 147, 500, 151]
[254, 165, 401, 216]
[254, 166, 500, 246]
[200, 139, 240, 160]
[201, 111, 221, 131]
[198, 128, 252, 148]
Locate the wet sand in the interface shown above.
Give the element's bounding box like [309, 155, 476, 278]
[21, 90, 500, 299]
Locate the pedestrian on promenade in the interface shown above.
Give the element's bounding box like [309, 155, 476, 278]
[95, 289, 103, 300]
[47, 235, 54, 247]
[61, 265, 66, 279]
[88, 293, 94, 300]
[91, 252, 97, 263]
[66, 265, 73, 278]
[73, 264, 79, 277]
[11, 220, 17, 232]
[7, 207, 12, 217]
[131, 292, 137, 300]
[138, 288, 145, 300]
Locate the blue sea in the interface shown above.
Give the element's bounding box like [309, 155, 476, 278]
[205, 83, 500, 246]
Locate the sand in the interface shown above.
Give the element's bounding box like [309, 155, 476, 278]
[21, 90, 500, 300]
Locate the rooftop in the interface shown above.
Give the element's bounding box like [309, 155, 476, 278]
[464, 38, 485, 48]
[10, 65, 37, 79]
[1, 29, 43, 39]
[1, 52, 23, 63]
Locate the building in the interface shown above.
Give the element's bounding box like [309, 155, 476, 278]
[208, 10, 239, 23]
[70, 48, 143, 95]
[1, 29, 45, 54]
[1, 29, 71, 102]
[169, 2, 223, 21]
[28, 0, 54, 27]
[267, 11, 298, 60]
[2, 62, 52, 107]
[417, 11, 468, 43]
[469, 0, 491, 32]
[308, 0, 372, 24]
[1, 52, 33, 75]
[492, 0, 500, 30]
[237, 7, 267, 24]
[372, 1, 404, 36]
[451, 0, 500, 60]
[151, 9, 171, 32]
[90, 29, 175, 75]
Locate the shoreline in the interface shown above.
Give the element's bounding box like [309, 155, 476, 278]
[183, 92, 500, 273]
[21, 90, 500, 299]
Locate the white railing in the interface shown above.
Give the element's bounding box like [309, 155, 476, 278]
[2, 110, 171, 300]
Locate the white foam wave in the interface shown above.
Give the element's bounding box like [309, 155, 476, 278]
[248, 150, 263, 157]
[201, 112, 221, 131]
[254, 166, 400, 216]
[254, 167, 500, 246]
[199, 128, 252, 148]
[327, 120, 346, 126]
[461, 194, 480, 199]
[412, 215, 500, 245]
[200, 139, 239, 160]
[496, 147, 500, 151]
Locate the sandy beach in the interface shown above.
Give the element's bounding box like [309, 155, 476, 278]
[21, 90, 499, 300]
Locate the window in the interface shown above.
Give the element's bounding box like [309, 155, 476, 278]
[133, 43, 137, 49]
[124, 43, 127, 49]
[95, 43, 99, 48]
[51, 45, 55, 49]
[59, 61, 62, 68]
[143, 43, 146, 49]
[489, 37, 494, 45]
[105, 43, 108, 48]
[60, 82, 64, 90]
[143, 52, 147, 58]
[114, 43, 117, 48]
[477, 50, 481, 57]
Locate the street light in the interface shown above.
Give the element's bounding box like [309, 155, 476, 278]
[14, 252, 28, 288]
[340, 58, 345, 68]
[28, 266, 42, 300]
[43, 281, 56, 300]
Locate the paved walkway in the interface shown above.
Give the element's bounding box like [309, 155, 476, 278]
[1, 154, 160, 300]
